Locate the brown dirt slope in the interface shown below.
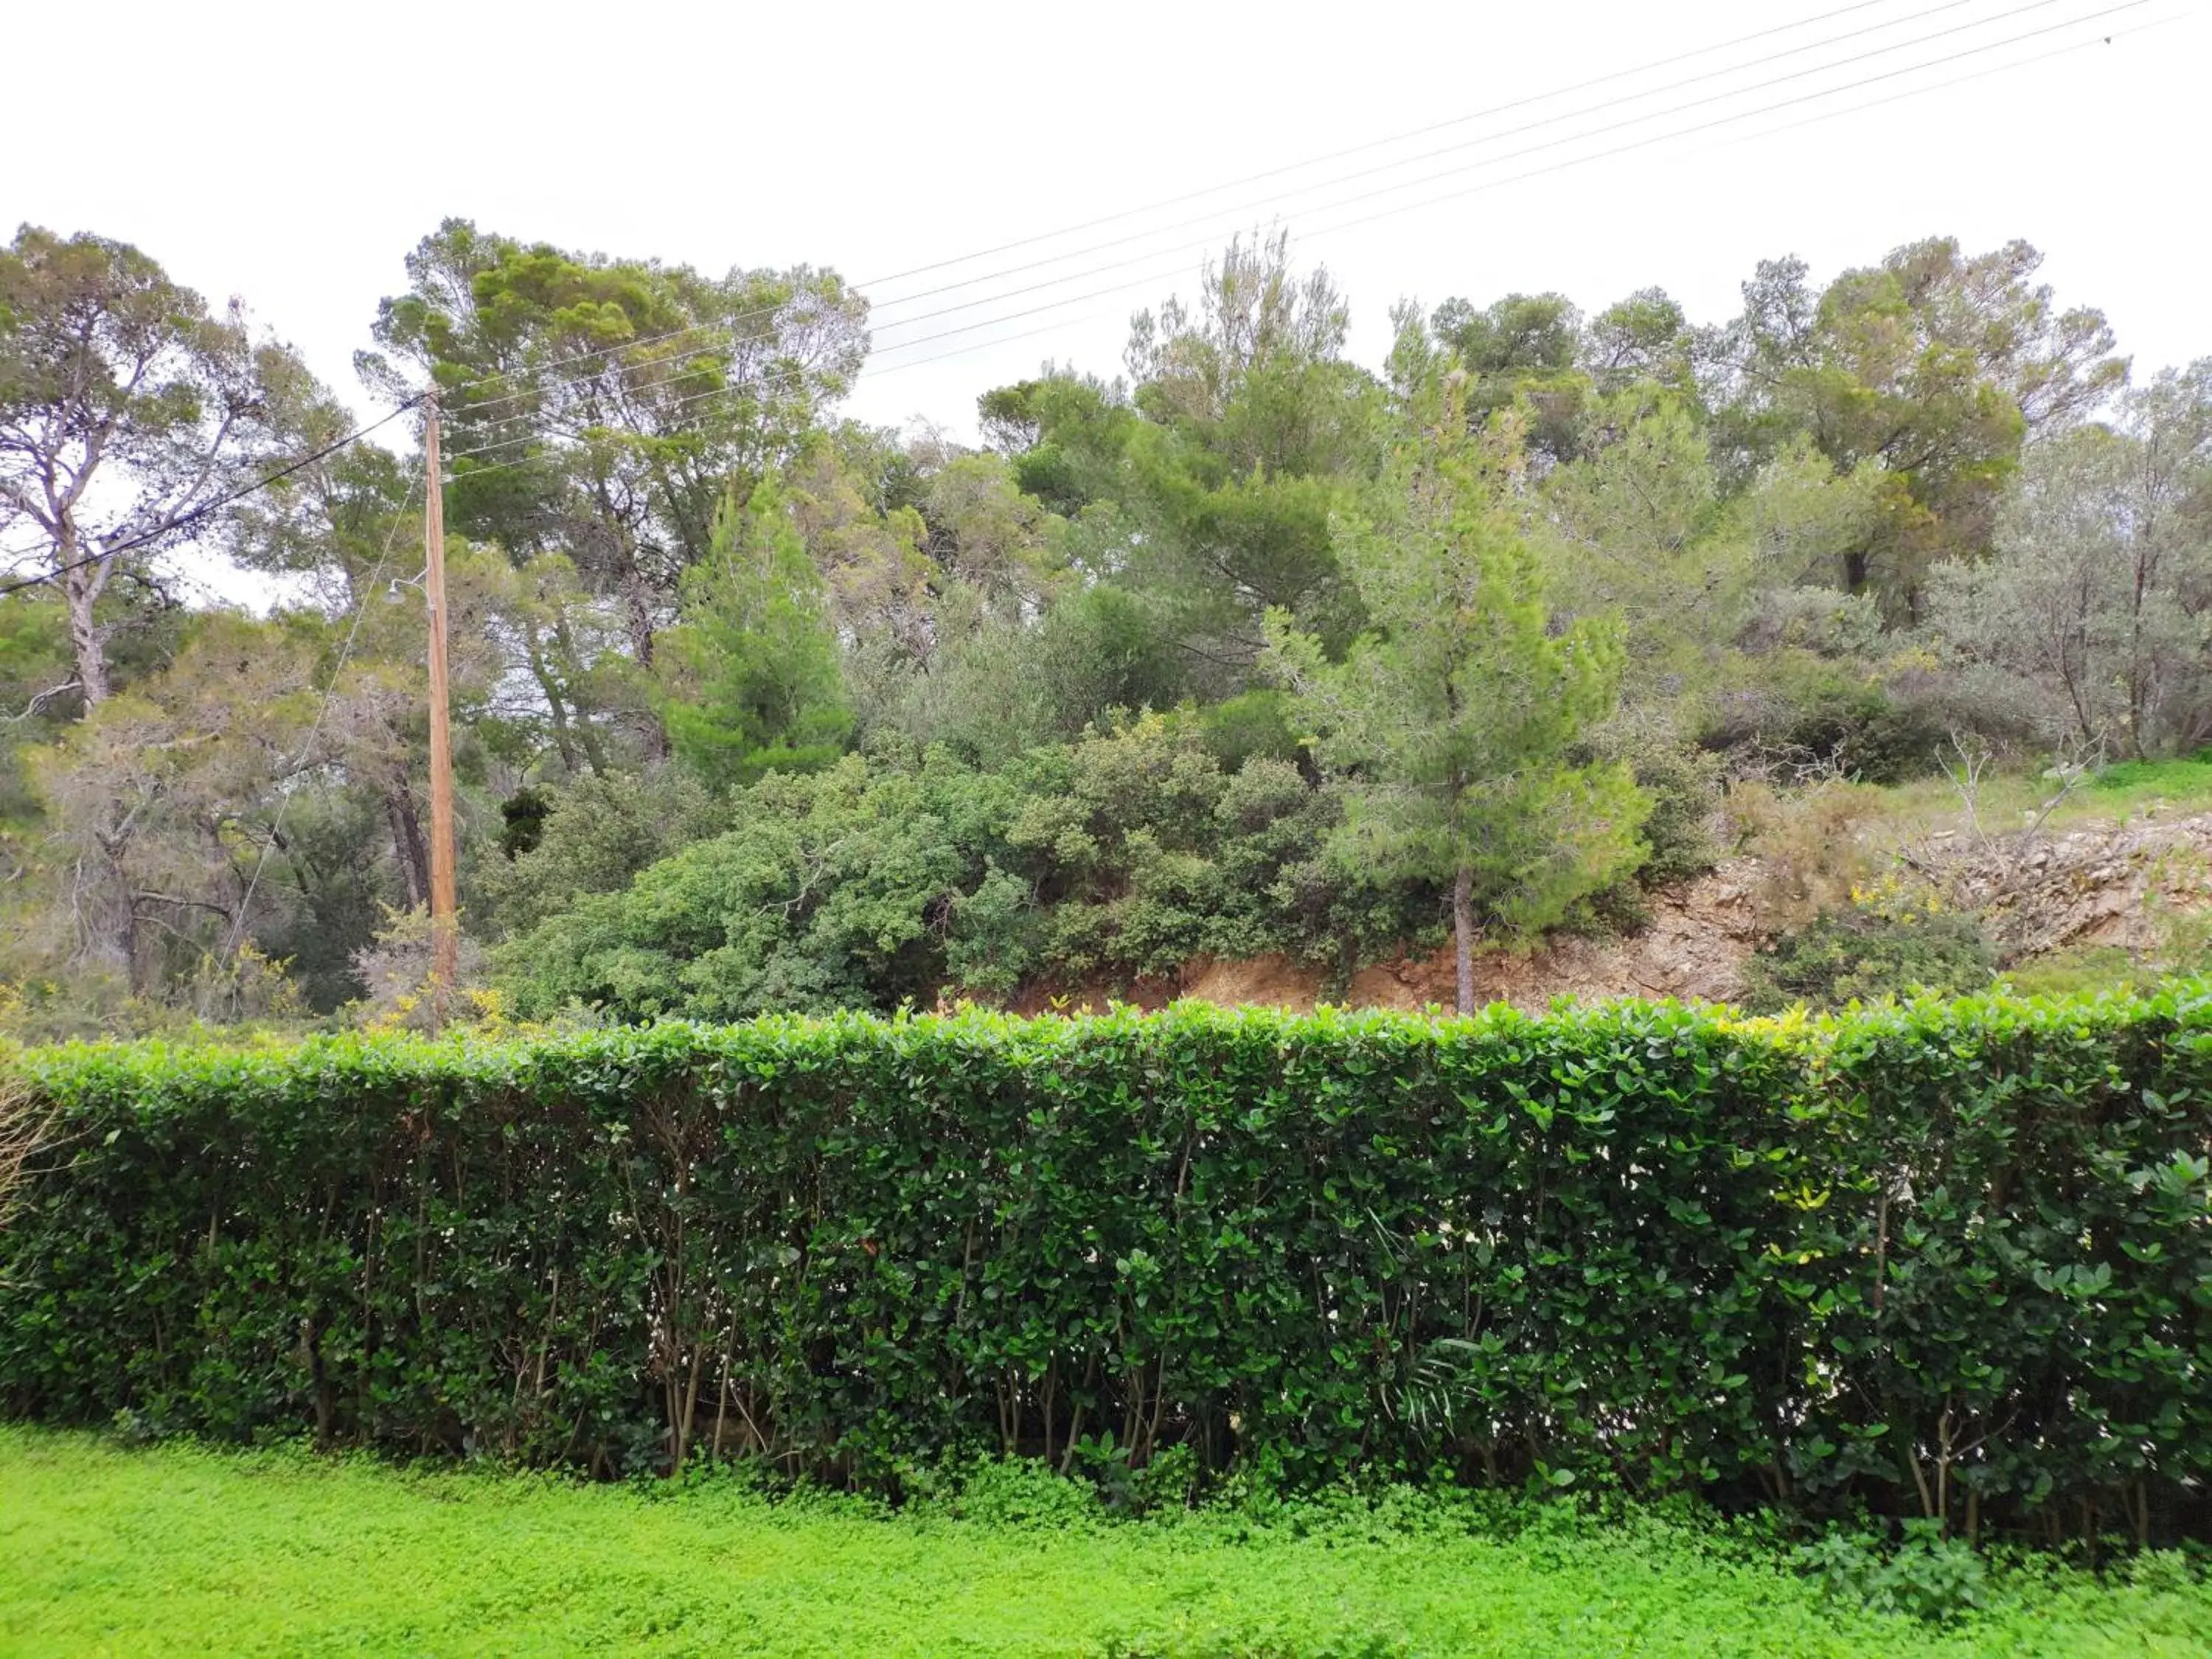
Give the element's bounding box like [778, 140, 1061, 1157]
[984, 811, 2212, 1017]
[1170, 860, 1764, 1015]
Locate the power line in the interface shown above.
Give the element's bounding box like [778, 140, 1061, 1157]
[441, 324, 1057, 483]
[427, 0, 2002, 415]
[1703, 7, 2186, 148]
[40, 0, 2126, 517]
[443, 0, 1969, 415]
[444, 0, 2149, 477]
[843, 0, 2115, 345]
[816, 0, 2163, 389]
[857, 0, 2028, 337]
[0, 397, 424, 600]
[874, 0, 2149, 361]
[437, 0, 2124, 440]
[1290, 0, 2148, 248]
[856, 0, 1924, 290]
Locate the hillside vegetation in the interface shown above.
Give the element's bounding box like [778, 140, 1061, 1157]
[2, 223, 2208, 1035]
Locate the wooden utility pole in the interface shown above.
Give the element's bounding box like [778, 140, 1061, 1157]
[422, 398, 460, 1005]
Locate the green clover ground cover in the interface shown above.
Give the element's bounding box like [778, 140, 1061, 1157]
[5, 1428, 2211, 1658]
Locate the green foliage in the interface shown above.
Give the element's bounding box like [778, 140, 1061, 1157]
[491, 723, 1404, 1016]
[1580, 723, 1723, 889]
[496, 785, 551, 859]
[495, 750, 1023, 1018]
[1781, 684, 1946, 782]
[477, 767, 721, 939]
[18, 1430, 2212, 1657]
[364, 217, 867, 633]
[1703, 655, 1947, 785]
[1430, 290, 1587, 462]
[1, 225, 319, 706]
[1006, 715, 1347, 979]
[1268, 394, 1648, 987]
[980, 372, 1140, 518]
[2090, 752, 2212, 796]
[659, 476, 854, 787]
[7, 222, 2178, 1034]
[1183, 689, 1303, 773]
[0, 591, 75, 826]
[1921, 363, 2212, 759]
[8, 989, 2212, 1551]
[1009, 234, 1386, 689]
[882, 581, 1194, 766]
[1710, 240, 2124, 616]
[1999, 945, 2146, 1001]
[1741, 905, 1995, 1012]
[1799, 1520, 1989, 1623]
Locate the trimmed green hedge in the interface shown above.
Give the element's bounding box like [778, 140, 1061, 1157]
[4, 991, 2211, 1540]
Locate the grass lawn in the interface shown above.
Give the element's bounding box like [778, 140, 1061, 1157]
[6, 1430, 2212, 1656]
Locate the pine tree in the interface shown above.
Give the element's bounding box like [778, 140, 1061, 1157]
[660, 476, 852, 788]
[1267, 390, 1647, 1011]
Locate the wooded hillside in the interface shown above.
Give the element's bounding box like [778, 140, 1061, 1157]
[2, 221, 2206, 1034]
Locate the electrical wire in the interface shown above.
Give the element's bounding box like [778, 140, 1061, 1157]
[1290, 0, 2149, 248]
[859, 0, 2047, 338]
[442, 0, 1989, 415]
[11, 0, 2159, 964]
[5, 2, 2154, 561]
[429, 0, 2028, 414]
[437, 0, 2134, 440]
[0, 397, 424, 600]
[442, 0, 2151, 476]
[1703, 7, 2188, 148]
[850, 0, 1923, 289]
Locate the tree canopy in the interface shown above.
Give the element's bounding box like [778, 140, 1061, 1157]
[0, 216, 2202, 1034]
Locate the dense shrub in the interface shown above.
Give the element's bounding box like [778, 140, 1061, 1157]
[1624, 739, 1724, 888]
[1778, 685, 1946, 784]
[1573, 723, 1723, 916]
[494, 723, 1436, 1018]
[1741, 906, 1997, 1012]
[4, 991, 2211, 1544]
[1702, 660, 1945, 785]
[1722, 779, 1885, 928]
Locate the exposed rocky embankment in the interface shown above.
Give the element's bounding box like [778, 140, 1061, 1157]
[1007, 810, 2212, 1015]
[1905, 810, 2212, 964]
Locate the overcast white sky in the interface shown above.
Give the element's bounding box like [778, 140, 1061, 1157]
[7, 0, 2208, 599]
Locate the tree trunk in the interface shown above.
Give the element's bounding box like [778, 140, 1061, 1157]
[624, 577, 658, 669]
[384, 775, 431, 911]
[82, 795, 143, 984]
[2128, 539, 2152, 759]
[623, 579, 672, 761]
[543, 617, 611, 776]
[62, 542, 112, 708]
[524, 634, 583, 776]
[1451, 864, 1476, 1015]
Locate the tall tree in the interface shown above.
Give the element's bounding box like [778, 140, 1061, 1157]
[1537, 387, 1742, 703]
[1266, 389, 1646, 1012]
[992, 233, 1386, 690]
[1708, 238, 2126, 616]
[1427, 290, 1586, 463]
[1580, 286, 1701, 397]
[361, 220, 869, 667]
[1924, 361, 2212, 757]
[0, 226, 313, 707]
[658, 476, 852, 787]
[17, 611, 323, 1003]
